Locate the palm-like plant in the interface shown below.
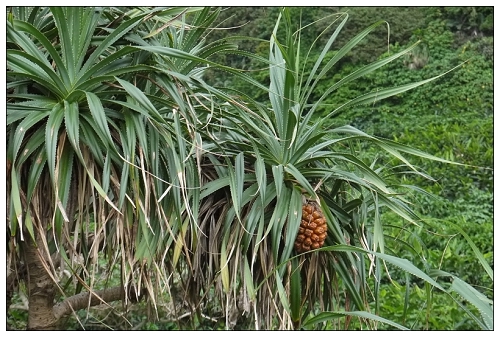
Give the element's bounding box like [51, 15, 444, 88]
[179, 9, 491, 330]
[6, 6, 262, 329]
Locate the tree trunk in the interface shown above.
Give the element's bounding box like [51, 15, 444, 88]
[24, 234, 58, 330]
[22, 230, 145, 330]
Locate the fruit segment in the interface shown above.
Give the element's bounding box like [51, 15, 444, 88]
[294, 201, 327, 253]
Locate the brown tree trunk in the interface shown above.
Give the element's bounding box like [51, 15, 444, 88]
[23, 234, 58, 330]
[22, 230, 145, 330]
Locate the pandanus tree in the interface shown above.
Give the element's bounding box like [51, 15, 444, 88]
[7, 6, 492, 330]
[189, 10, 491, 330]
[6, 6, 261, 329]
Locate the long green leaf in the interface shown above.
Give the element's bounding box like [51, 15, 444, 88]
[50, 7, 77, 82]
[309, 41, 421, 116]
[301, 13, 348, 106]
[303, 310, 409, 330]
[284, 163, 316, 198]
[10, 170, 23, 239]
[280, 186, 302, 269]
[7, 51, 64, 98]
[75, 47, 139, 88]
[11, 109, 51, 166]
[25, 148, 48, 206]
[452, 222, 493, 281]
[429, 269, 492, 330]
[272, 164, 284, 198]
[54, 141, 75, 239]
[116, 78, 165, 122]
[85, 92, 115, 150]
[304, 19, 388, 114]
[138, 46, 269, 92]
[275, 271, 291, 315]
[63, 100, 80, 150]
[80, 13, 145, 75]
[9, 20, 70, 88]
[243, 257, 256, 301]
[326, 62, 468, 119]
[252, 141, 267, 204]
[220, 233, 230, 293]
[44, 103, 65, 184]
[234, 152, 245, 211]
[289, 257, 302, 325]
[323, 244, 446, 291]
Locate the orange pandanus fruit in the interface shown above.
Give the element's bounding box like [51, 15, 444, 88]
[294, 201, 327, 253]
